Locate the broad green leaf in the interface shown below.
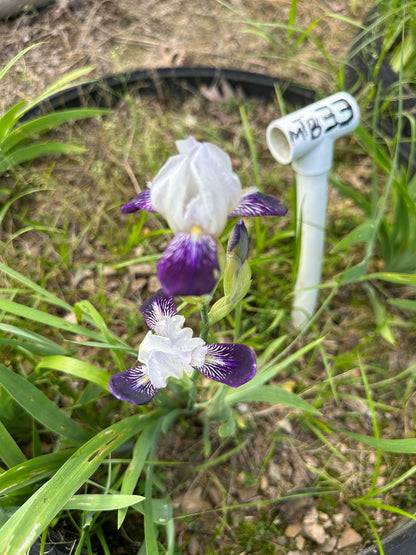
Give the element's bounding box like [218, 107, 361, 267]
[134, 497, 173, 525]
[23, 66, 95, 112]
[0, 142, 85, 173]
[36, 356, 109, 391]
[0, 337, 61, 357]
[0, 363, 90, 443]
[0, 502, 19, 528]
[335, 263, 368, 284]
[344, 430, 416, 453]
[364, 284, 395, 344]
[0, 101, 26, 143]
[0, 451, 73, 496]
[0, 324, 67, 356]
[331, 220, 377, 254]
[64, 494, 144, 512]
[0, 421, 26, 468]
[364, 272, 416, 286]
[225, 385, 320, 414]
[0, 411, 161, 555]
[388, 299, 416, 311]
[1, 109, 107, 153]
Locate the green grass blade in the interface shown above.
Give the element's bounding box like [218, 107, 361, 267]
[0, 262, 72, 311]
[0, 421, 26, 468]
[287, 0, 297, 42]
[362, 272, 416, 286]
[22, 67, 95, 113]
[36, 356, 110, 391]
[143, 428, 161, 555]
[0, 298, 104, 341]
[0, 324, 67, 356]
[64, 494, 144, 511]
[357, 498, 416, 521]
[117, 421, 160, 528]
[388, 298, 416, 311]
[74, 300, 125, 367]
[0, 411, 160, 555]
[0, 44, 44, 82]
[225, 384, 320, 414]
[342, 430, 416, 453]
[0, 363, 90, 443]
[0, 450, 74, 496]
[251, 337, 324, 388]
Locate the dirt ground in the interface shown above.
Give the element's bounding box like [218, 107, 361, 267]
[1, 1, 409, 554]
[0, 0, 367, 111]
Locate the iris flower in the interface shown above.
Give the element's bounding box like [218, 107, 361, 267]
[121, 136, 287, 296]
[109, 290, 256, 405]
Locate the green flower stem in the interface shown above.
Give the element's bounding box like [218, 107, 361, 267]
[189, 300, 211, 399]
[200, 301, 210, 342]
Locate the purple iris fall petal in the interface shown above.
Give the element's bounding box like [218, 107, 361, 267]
[139, 289, 177, 331]
[229, 192, 288, 218]
[109, 366, 158, 405]
[196, 343, 256, 387]
[120, 189, 156, 214]
[157, 232, 220, 296]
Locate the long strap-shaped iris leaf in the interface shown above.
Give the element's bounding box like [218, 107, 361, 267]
[0, 410, 160, 555]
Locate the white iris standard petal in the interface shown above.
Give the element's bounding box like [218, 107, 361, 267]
[138, 314, 206, 389]
[150, 137, 242, 237]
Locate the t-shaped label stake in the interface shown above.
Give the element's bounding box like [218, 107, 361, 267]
[266, 92, 360, 327]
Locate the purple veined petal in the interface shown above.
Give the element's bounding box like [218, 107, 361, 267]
[157, 232, 220, 296]
[109, 366, 158, 405]
[139, 289, 177, 331]
[195, 343, 256, 387]
[120, 189, 156, 214]
[228, 192, 288, 218]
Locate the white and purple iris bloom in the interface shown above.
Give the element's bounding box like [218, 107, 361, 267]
[121, 136, 287, 297]
[108, 290, 256, 405]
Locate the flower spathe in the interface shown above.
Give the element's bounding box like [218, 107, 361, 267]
[108, 290, 256, 405]
[121, 136, 287, 297]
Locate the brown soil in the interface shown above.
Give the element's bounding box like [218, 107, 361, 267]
[0, 0, 367, 111]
